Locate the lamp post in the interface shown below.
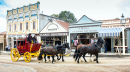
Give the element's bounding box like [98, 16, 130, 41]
[121, 14, 126, 55]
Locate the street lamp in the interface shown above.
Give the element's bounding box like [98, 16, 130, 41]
[120, 13, 126, 55]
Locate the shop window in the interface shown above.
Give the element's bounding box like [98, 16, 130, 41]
[33, 21, 36, 29]
[20, 23, 22, 30]
[26, 22, 28, 30]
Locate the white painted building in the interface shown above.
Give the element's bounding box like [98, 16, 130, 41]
[40, 19, 69, 46]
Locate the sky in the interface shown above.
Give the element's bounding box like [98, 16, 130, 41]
[0, 0, 130, 32]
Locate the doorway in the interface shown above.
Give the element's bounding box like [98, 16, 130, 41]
[105, 38, 111, 52]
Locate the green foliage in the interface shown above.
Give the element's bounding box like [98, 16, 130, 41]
[59, 11, 77, 23]
[51, 11, 77, 23]
[51, 14, 59, 18]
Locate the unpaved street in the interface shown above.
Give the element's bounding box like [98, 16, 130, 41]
[0, 55, 130, 72]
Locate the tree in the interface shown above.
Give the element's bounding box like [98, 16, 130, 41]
[59, 11, 77, 23]
[51, 14, 59, 18]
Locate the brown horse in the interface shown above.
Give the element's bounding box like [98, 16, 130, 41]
[75, 37, 104, 63]
[73, 44, 92, 62]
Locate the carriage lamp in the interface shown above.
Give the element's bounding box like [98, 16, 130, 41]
[120, 13, 126, 55]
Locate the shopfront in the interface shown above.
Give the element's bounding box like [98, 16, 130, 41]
[99, 18, 130, 53]
[69, 15, 102, 51]
[40, 19, 69, 46]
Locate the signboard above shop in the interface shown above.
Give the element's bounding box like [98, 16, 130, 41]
[69, 26, 101, 33]
[40, 32, 69, 36]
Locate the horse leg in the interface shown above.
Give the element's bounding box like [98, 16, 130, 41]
[90, 54, 92, 62]
[44, 54, 47, 62]
[47, 56, 50, 61]
[56, 54, 60, 60]
[83, 53, 87, 62]
[95, 53, 99, 63]
[52, 55, 54, 63]
[62, 54, 64, 62]
[77, 53, 82, 63]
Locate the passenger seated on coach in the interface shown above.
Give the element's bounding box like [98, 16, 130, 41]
[27, 34, 32, 43]
[33, 36, 38, 43]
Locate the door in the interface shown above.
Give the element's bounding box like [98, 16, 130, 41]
[105, 38, 111, 52]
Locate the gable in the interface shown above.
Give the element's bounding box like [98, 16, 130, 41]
[76, 15, 101, 24]
[40, 20, 68, 33]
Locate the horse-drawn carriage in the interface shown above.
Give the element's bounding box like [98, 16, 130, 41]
[10, 38, 41, 62]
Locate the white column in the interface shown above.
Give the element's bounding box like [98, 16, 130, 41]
[122, 26, 125, 55]
[37, 36, 41, 43]
[67, 36, 69, 43]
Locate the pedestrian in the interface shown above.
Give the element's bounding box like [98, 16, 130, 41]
[5, 45, 8, 51]
[104, 39, 107, 53]
[27, 33, 32, 43]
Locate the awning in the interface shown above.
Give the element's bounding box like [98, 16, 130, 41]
[98, 28, 126, 37]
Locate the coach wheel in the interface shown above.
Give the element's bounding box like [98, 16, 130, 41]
[23, 52, 31, 63]
[10, 48, 19, 62]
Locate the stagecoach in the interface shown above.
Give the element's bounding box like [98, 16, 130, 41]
[10, 38, 41, 62]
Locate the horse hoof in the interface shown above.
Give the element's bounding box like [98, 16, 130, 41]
[62, 60, 64, 62]
[52, 62, 55, 64]
[38, 61, 40, 63]
[96, 61, 99, 63]
[94, 59, 97, 61]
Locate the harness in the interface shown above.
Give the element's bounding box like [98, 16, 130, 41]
[95, 43, 100, 50]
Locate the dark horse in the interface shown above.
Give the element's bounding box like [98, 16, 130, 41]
[38, 43, 70, 63]
[75, 37, 104, 63]
[47, 43, 70, 62]
[38, 46, 59, 63]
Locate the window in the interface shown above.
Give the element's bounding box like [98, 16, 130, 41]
[14, 24, 16, 31]
[33, 21, 35, 29]
[9, 25, 11, 31]
[26, 22, 28, 30]
[20, 23, 22, 30]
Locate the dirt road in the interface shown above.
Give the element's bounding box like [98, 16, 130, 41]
[0, 55, 130, 72]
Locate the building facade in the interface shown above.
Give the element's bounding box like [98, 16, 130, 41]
[69, 15, 102, 51]
[6, 2, 56, 49]
[99, 18, 130, 53]
[40, 19, 69, 46]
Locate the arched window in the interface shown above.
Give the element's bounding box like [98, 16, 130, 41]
[9, 25, 11, 31]
[33, 21, 36, 29]
[20, 23, 22, 30]
[14, 24, 16, 31]
[26, 22, 28, 30]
